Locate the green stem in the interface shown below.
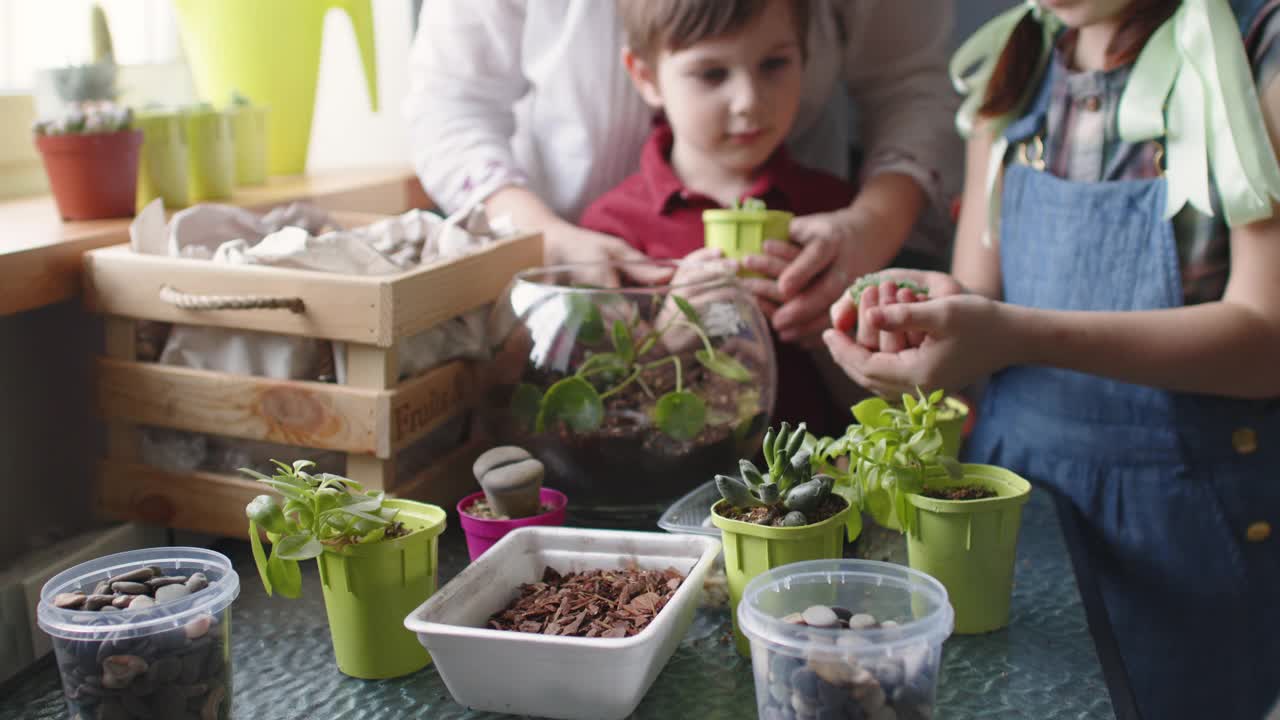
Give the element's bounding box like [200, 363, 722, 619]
[599, 367, 643, 400]
[636, 375, 655, 400]
[681, 319, 716, 356]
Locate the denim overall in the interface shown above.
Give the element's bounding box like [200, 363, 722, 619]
[963, 20, 1280, 720]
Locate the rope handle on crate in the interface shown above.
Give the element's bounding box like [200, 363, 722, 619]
[159, 285, 306, 313]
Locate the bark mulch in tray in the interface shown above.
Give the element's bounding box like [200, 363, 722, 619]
[487, 566, 685, 638]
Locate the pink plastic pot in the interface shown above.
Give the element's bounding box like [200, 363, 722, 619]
[457, 488, 568, 561]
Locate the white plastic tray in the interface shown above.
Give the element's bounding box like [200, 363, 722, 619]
[404, 526, 721, 720]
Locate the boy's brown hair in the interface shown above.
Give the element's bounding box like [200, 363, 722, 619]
[617, 0, 810, 62]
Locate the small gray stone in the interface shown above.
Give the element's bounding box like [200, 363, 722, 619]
[54, 592, 87, 609]
[869, 706, 897, 720]
[155, 584, 191, 603]
[111, 581, 148, 595]
[111, 595, 134, 609]
[146, 576, 186, 590]
[184, 614, 213, 639]
[128, 596, 156, 611]
[92, 581, 111, 597]
[84, 594, 116, 611]
[107, 568, 155, 585]
[185, 573, 209, 593]
[200, 684, 226, 720]
[781, 612, 806, 625]
[849, 613, 877, 630]
[149, 657, 181, 685]
[802, 605, 839, 628]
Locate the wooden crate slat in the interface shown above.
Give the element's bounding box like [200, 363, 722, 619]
[96, 460, 263, 539]
[393, 434, 487, 509]
[388, 360, 476, 455]
[83, 245, 395, 346]
[390, 232, 542, 340]
[95, 357, 383, 455]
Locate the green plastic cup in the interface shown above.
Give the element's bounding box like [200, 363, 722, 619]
[228, 104, 268, 186]
[710, 499, 852, 654]
[184, 106, 235, 201]
[902, 464, 1031, 634]
[316, 499, 447, 679]
[136, 110, 190, 210]
[703, 208, 793, 276]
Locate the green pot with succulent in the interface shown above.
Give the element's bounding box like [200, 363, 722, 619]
[135, 107, 190, 210]
[702, 197, 793, 275]
[227, 91, 269, 186]
[33, 101, 141, 220]
[814, 390, 1030, 634]
[184, 103, 235, 201]
[483, 264, 776, 523]
[243, 460, 447, 678]
[710, 421, 854, 654]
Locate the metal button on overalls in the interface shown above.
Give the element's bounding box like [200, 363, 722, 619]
[1246, 521, 1272, 543]
[1232, 427, 1258, 454]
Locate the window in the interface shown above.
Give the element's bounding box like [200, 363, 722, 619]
[0, 0, 180, 91]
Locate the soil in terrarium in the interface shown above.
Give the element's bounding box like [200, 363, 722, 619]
[505, 348, 765, 511]
[716, 494, 848, 527]
[918, 485, 997, 500]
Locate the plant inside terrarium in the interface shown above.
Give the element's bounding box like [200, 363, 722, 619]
[513, 293, 753, 442]
[242, 460, 411, 598]
[811, 389, 965, 532]
[714, 421, 846, 527]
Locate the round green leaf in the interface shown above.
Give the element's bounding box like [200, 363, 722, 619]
[565, 295, 605, 344]
[273, 533, 324, 561]
[654, 390, 706, 441]
[852, 397, 891, 428]
[694, 349, 752, 382]
[536, 376, 604, 433]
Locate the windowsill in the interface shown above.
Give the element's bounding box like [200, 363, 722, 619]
[0, 166, 431, 316]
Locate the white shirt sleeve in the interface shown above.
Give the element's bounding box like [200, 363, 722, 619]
[403, 0, 533, 214]
[842, 0, 963, 213]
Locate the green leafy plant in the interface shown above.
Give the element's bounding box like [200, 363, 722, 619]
[728, 196, 767, 211]
[515, 293, 752, 441]
[242, 460, 408, 599]
[714, 421, 839, 527]
[847, 273, 930, 303]
[812, 389, 962, 533]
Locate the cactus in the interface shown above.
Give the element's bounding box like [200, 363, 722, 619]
[714, 422, 840, 526]
[90, 3, 115, 65]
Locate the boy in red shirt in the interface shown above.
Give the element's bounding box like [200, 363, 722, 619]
[581, 0, 855, 434]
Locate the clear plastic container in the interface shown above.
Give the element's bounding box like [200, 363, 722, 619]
[37, 547, 240, 720]
[656, 478, 721, 537]
[738, 559, 953, 720]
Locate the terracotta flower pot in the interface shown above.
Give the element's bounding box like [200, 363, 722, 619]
[34, 129, 142, 220]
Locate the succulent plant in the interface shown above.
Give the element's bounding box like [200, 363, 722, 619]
[33, 101, 132, 136]
[714, 421, 838, 526]
[847, 273, 929, 303]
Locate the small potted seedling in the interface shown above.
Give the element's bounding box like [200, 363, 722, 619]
[457, 445, 568, 561]
[227, 91, 268, 186]
[33, 100, 141, 221]
[702, 197, 793, 273]
[813, 390, 1030, 634]
[243, 460, 446, 679]
[709, 421, 854, 654]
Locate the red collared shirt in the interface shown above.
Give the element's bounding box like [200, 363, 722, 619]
[580, 123, 857, 259]
[580, 123, 858, 435]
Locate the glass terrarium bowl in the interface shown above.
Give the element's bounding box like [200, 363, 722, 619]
[482, 261, 778, 526]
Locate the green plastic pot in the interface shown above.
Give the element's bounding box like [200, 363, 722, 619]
[136, 110, 190, 210]
[867, 396, 971, 531]
[184, 106, 235, 201]
[229, 104, 269, 186]
[902, 464, 1030, 634]
[710, 498, 852, 655]
[703, 208, 793, 276]
[316, 498, 447, 679]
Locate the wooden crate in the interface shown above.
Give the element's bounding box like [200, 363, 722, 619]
[82, 224, 542, 537]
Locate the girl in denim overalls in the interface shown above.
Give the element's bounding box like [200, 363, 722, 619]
[821, 1, 1280, 718]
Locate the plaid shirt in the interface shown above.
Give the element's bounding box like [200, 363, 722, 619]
[1035, 16, 1280, 305]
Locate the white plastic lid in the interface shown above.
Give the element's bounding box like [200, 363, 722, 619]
[37, 546, 240, 640]
[737, 559, 953, 658]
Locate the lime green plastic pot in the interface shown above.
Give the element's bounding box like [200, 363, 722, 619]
[902, 464, 1030, 634]
[184, 107, 234, 201]
[229, 104, 269, 186]
[173, 0, 378, 175]
[316, 499, 446, 679]
[135, 110, 189, 210]
[703, 208, 793, 274]
[867, 396, 971, 531]
[710, 498, 852, 655]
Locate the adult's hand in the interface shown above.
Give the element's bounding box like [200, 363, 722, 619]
[543, 222, 675, 287]
[822, 293, 1011, 397]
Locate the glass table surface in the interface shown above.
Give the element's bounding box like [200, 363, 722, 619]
[0, 488, 1117, 719]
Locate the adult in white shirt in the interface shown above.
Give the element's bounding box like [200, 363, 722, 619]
[405, 0, 961, 345]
